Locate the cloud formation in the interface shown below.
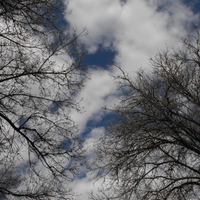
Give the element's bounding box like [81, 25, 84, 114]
[67, 0, 198, 66]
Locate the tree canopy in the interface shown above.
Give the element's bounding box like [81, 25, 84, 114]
[0, 0, 86, 199]
[91, 32, 200, 200]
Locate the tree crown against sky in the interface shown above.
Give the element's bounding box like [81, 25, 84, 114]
[1, 0, 200, 199]
[90, 30, 200, 200]
[0, 0, 87, 199]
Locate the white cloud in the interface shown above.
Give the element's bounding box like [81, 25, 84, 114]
[83, 127, 105, 154]
[70, 67, 118, 133]
[67, 0, 122, 53]
[69, 172, 105, 200]
[66, 0, 198, 56]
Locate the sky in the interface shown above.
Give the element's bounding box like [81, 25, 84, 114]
[63, 0, 200, 199]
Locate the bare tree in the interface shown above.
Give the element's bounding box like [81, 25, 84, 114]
[0, 0, 87, 199]
[91, 32, 200, 200]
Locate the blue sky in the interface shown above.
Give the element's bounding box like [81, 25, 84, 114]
[62, 0, 200, 199]
[84, 47, 115, 68]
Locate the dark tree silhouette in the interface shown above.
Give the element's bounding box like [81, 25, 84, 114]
[91, 32, 200, 200]
[0, 0, 87, 199]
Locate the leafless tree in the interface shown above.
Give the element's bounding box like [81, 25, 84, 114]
[0, 0, 87, 199]
[90, 32, 200, 200]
